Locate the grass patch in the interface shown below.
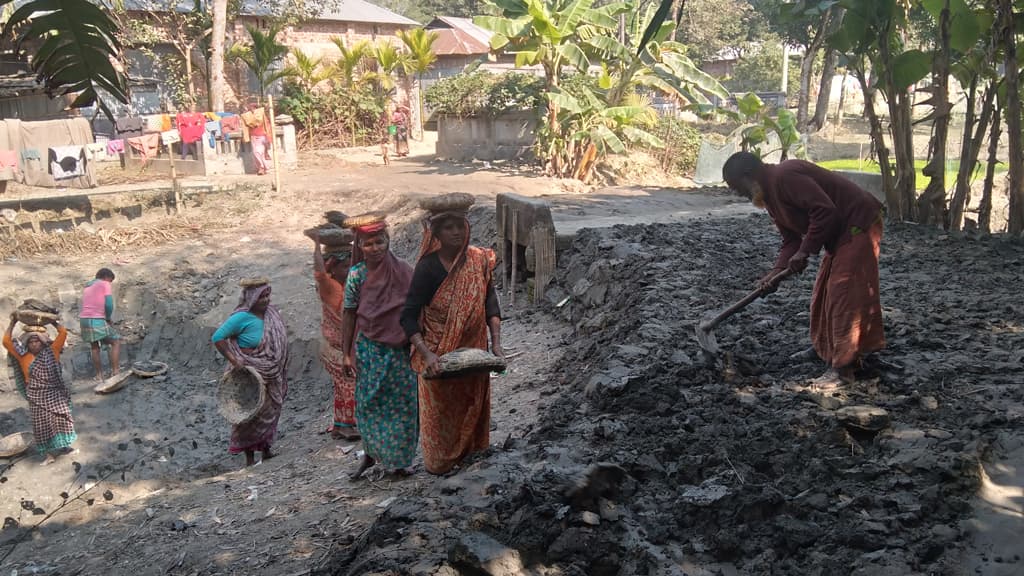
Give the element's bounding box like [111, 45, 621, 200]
[816, 158, 1006, 190]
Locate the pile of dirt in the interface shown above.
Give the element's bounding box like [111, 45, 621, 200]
[322, 214, 1023, 576]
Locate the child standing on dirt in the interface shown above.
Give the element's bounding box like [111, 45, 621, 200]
[79, 268, 121, 381]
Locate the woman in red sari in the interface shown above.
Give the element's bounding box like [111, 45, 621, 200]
[400, 205, 503, 475]
[307, 229, 360, 440]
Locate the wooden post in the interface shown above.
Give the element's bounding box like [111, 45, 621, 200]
[509, 209, 518, 308]
[267, 94, 282, 193]
[498, 202, 507, 292]
[169, 141, 181, 213]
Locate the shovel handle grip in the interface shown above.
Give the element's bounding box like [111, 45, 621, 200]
[701, 268, 795, 332]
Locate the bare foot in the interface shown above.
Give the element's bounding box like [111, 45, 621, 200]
[810, 368, 856, 391]
[334, 427, 361, 441]
[262, 448, 275, 461]
[245, 450, 256, 467]
[41, 453, 57, 466]
[350, 455, 376, 480]
[389, 467, 415, 477]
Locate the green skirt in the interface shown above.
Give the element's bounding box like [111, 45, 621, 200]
[355, 334, 419, 469]
[79, 318, 119, 343]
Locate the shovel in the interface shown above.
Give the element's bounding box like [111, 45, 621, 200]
[696, 269, 795, 358]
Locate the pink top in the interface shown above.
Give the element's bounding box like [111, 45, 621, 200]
[80, 280, 112, 319]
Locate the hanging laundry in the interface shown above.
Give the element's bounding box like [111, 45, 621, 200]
[106, 139, 125, 155]
[204, 121, 222, 148]
[143, 114, 164, 133]
[0, 150, 18, 170]
[127, 134, 160, 160]
[21, 148, 41, 162]
[220, 115, 241, 134]
[161, 114, 172, 132]
[161, 129, 181, 145]
[176, 113, 206, 145]
[86, 142, 107, 160]
[115, 117, 143, 138]
[49, 146, 86, 179]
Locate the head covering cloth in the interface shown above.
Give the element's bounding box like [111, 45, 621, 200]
[348, 219, 413, 346]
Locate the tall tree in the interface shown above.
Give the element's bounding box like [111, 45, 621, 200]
[228, 24, 292, 100]
[674, 0, 761, 65]
[210, 0, 228, 110]
[397, 28, 439, 139]
[1000, 0, 1024, 233]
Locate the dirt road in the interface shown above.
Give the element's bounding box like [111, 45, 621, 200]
[1, 152, 1021, 575]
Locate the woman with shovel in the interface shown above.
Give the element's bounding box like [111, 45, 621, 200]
[722, 152, 885, 388]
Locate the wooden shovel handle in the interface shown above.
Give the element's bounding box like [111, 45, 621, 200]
[701, 269, 795, 332]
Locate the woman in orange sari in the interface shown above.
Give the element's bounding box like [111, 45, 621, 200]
[401, 207, 503, 475]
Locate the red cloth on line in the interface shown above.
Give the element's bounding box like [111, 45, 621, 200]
[175, 113, 207, 144]
[756, 160, 883, 273]
[810, 217, 886, 369]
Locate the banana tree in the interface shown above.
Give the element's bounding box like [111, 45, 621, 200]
[397, 28, 439, 139]
[228, 24, 293, 102]
[1, 0, 128, 118]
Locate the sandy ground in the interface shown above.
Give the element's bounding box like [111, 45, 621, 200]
[0, 145, 1021, 575]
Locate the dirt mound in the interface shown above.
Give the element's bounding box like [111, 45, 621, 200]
[322, 215, 1023, 576]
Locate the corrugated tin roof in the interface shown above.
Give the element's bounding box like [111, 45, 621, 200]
[425, 16, 493, 56]
[312, 0, 418, 25]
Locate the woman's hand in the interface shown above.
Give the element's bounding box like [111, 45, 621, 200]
[342, 353, 357, 378]
[423, 351, 442, 378]
[305, 228, 320, 243]
[229, 355, 245, 371]
[491, 343, 504, 360]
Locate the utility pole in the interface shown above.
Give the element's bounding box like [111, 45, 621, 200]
[781, 43, 790, 94]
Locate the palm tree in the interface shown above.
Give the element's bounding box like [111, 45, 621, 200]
[228, 24, 293, 102]
[284, 48, 330, 92]
[330, 37, 372, 85]
[397, 28, 439, 139]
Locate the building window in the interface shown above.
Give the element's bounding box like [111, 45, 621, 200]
[372, 24, 381, 37]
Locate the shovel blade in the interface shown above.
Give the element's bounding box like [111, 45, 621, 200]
[695, 323, 719, 357]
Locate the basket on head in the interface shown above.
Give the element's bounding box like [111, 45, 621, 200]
[343, 211, 388, 229]
[0, 431, 33, 459]
[430, 347, 506, 379]
[324, 211, 348, 226]
[16, 309, 58, 326]
[21, 325, 48, 334]
[132, 360, 169, 378]
[19, 299, 58, 315]
[217, 366, 266, 424]
[305, 224, 354, 248]
[419, 193, 475, 214]
[239, 277, 270, 288]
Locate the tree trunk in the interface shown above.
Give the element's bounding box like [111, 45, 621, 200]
[1000, 0, 1024, 233]
[209, 0, 228, 111]
[979, 101, 1001, 233]
[834, 69, 849, 128]
[950, 82, 995, 230]
[880, 27, 917, 221]
[184, 45, 196, 109]
[855, 66, 896, 209]
[808, 49, 837, 132]
[797, 8, 835, 130]
[916, 0, 952, 228]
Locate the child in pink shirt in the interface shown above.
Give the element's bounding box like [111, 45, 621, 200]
[79, 268, 121, 380]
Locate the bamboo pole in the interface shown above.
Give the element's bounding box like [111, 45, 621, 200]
[267, 94, 282, 193]
[169, 141, 181, 213]
[510, 209, 518, 308]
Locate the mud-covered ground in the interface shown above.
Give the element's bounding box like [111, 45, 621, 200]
[320, 215, 1024, 576]
[1, 154, 1022, 575]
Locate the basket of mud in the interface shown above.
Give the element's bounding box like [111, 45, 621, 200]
[430, 348, 506, 379]
[324, 211, 348, 226]
[304, 224, 354, 248]
[419, 193, 475, 213]
[132, 360, 169, 378]
[343, 211, 387, 229]
[0, 431, 33, 459]
[217, 366, 266, 424]
[15, 310, 58, 326]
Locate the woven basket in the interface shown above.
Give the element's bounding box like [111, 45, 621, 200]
[239, 277, 270, 288]
[16, 310, 57, 326]
[0, 431, 32, 459]
[431, 348, 506, 379]
[132, 360, 169, 378]
[343, 211, 387, 229]
[217, 366, 266, 424]
[419, 193, 475, 213]
[21, 325, 48, 333]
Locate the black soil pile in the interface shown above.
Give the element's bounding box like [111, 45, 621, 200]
[319, 213, 1024, 576]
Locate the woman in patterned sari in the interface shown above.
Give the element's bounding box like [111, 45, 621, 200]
[307, 228, 360, 440]
[341, 216, 419, 479]
[211, 280, 290, 467]
[400, 207, 503, 475]
[4, 314, 75, 465]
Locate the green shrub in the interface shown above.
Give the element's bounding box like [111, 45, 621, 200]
[279, 79, 383, 148]
[425, 71, 543, 117]
[651, 116, 702, 175]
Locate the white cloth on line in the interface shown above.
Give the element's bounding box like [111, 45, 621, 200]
[49, 145, 86, 180]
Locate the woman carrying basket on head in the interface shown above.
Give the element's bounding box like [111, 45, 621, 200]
[400, 195, 503, 475]
[307, 223, 361, 441]
[340, 213, 419, 480]
[4, 314, 76, 465]
[211, 279, 290, 467]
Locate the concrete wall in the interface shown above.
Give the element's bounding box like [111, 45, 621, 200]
[123, 124, 298, 177]
[436, 112, 537, 162]
[836, 170, 885, 204]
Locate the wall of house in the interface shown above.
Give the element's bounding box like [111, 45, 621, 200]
[436, 112, 537, 162]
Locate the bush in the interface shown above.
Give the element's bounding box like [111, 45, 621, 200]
[425, 71, 543, 117]
[279, 79, 383, 148]
[649, 116, 702, 175]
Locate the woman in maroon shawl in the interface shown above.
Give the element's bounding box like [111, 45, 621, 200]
[212, 280, 290, 466]
[340, 217, 418, 479]
[723, 152, 885, 387]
